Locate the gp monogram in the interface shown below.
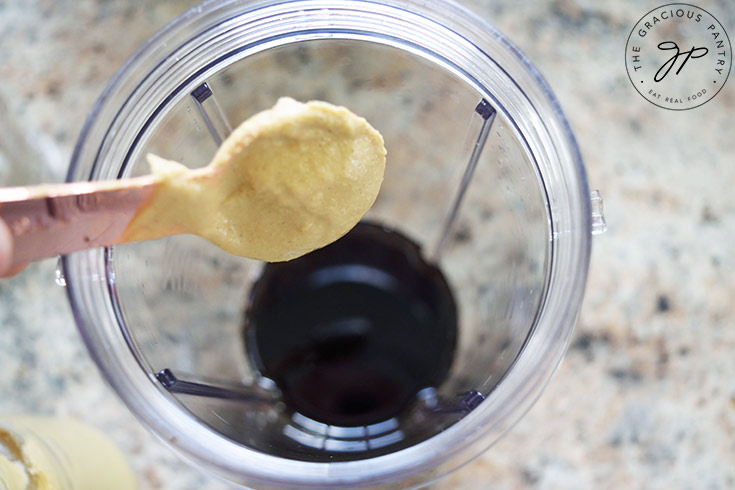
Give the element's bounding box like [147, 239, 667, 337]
[626, 3, 731, 110]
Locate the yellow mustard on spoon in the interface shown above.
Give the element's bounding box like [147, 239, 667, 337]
[0, 98, 386, 268]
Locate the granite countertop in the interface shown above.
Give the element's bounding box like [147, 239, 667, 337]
[1, 1, 733, 489]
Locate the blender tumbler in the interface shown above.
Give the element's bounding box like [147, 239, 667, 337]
[64, 0, 606, 487]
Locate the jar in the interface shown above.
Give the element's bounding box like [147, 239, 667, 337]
[64, 0, 602, 488]
[0, 416, 136, 490]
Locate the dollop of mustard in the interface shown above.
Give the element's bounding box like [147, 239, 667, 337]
[124, 98, 386, 261]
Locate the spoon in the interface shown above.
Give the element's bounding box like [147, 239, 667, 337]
[0, 98, 386, 270]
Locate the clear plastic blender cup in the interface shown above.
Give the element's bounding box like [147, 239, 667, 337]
[64, 0, 602, 487]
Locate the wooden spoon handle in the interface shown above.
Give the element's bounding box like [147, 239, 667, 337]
[0, 178, 158, 267]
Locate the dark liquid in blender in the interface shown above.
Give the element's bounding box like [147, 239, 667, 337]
[244, 222, 457, 427]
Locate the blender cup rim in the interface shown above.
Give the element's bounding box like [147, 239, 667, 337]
[65, 0, 591, 487]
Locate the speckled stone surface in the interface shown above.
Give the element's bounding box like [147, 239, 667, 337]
[1, 1, 734, 489]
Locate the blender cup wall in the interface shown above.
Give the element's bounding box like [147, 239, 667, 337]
[65, 0, 592, 487]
